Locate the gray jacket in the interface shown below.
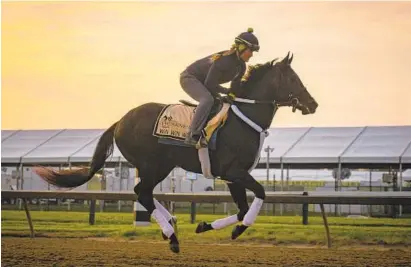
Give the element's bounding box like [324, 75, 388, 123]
[184, 51, 246, 96]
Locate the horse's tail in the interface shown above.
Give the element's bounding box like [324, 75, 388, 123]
[34, 122, 118, 189]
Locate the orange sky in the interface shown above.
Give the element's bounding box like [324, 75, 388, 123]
[1, 1, 411, 130]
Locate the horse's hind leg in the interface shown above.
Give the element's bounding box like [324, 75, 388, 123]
[196, 181, 249, 233]
[135, 165, 180, 253]
[134, 178, 176, 241]
[153, 199, 176, 240]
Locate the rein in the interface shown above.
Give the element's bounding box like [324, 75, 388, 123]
[232, 96, 300, 111]
[233, 95, 304, 113]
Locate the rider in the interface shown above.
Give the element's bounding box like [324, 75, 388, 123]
[180, 28, 260, 146]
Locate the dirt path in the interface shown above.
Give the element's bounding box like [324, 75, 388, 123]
[2, 237, 411, 267]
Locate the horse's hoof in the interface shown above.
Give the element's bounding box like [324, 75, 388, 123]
[231, 225, 248, 240]
[169, 242, 180, 253]
[195, 222, 206, 233]
[162, 218, 177, 240]
[169, 234, 180, 253]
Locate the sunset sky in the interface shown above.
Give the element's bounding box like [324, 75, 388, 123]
[2, 1, 411, 130]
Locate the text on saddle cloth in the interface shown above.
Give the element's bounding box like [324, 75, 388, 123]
[153, 103, 230, 142]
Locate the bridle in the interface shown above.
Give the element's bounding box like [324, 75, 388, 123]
[226, 61, 311, 113]
[229, 90, 310, 114]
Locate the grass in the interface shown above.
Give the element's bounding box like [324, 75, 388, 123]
[2, 210, 411, 246]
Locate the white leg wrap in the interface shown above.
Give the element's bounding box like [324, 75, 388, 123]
[153, 199, 173, 222]
[242, 197, 264, 226]
[211, 215, 239, 230]
[151, 209, 174, 238]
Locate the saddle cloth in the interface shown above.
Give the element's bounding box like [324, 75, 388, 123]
[153, 103, 230, 143]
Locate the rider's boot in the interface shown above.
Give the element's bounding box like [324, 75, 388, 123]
[184, 132, 201, 146]
[185, 131, 208, 148]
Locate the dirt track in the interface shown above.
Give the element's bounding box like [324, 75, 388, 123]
[2, 237, 411, 267]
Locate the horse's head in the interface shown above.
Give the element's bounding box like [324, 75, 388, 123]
[270, 52, 318, 115]
[241, 52, 318, 115]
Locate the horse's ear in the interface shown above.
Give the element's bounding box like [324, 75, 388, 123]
[281, 52, 293, 65]
[281, 52, 290, 64]
[270, 58, 279, 66]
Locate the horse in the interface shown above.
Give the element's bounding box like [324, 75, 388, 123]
[34, 52, 318, 254]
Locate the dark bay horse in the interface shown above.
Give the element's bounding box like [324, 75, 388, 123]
[34, 52, 318, 253]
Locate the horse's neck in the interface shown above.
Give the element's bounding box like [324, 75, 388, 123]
[234, 103, 275, 130]
[235, 84, 276, 130]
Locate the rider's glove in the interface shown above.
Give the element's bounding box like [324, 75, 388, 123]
[224, 92, 236, 104]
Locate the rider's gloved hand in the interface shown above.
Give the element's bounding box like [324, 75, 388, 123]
[223, 92, 236, 104]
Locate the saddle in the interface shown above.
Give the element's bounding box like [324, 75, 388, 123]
[152, 97, 229, 149]
[178, 98, 224, 121]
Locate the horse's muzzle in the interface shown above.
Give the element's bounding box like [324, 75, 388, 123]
[299, 100, 318, 115]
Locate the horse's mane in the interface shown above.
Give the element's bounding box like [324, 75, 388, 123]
[241, 60, 276, 88]
[227, 60, 275, 98]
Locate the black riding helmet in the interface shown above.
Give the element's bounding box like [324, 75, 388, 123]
[235, 28, 260, 52]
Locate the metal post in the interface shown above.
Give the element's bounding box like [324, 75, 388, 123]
[23, 199, 35, 238]
[265, 146, 274, 188]
[280, 163, 284, 191]
[393, 172, 398, 218]
[369, 169, 372, 191]
[100, 164, 106, 213]
[335, 163, 342, 216]
[15, 166, 20, 191]
[284, 166, 290, 215]
[280, 162, 284, 215]
[59, 165, 62, 207]
[89, 199, 96, 225]
[190, 202, 196, 224]
[190, 178, 196, 223]
[399, 163, 403, 216]
[47, 170, 51, 212]
[20, 163, 24, 190]
[399, 164, 403, 192]
[302, 192, 308, 225]
[18, 164, 24, 210]
[16, 165, 22, 210]
[286, 166, 290, 191]
[369, 169, 372, 216]
[118, 161, 122, 212]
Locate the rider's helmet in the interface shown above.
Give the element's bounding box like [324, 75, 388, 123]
[235, 28, 260, 52]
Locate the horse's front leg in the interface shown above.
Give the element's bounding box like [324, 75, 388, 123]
[226, 169, 265, 240]
[195, 181, 249, 233]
